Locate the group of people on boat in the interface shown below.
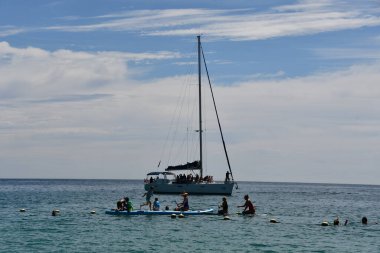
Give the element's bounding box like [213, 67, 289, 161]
[144, 173, 214, 185]
[174, 174, 214, 184]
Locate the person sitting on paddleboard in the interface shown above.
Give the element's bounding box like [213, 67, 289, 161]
[218, 197, 228, 215]
[124, 197, 133, 212]
[153, 197, 160, 211]
[238, 194, 255, 215]
[117, 197, 126, 210]
[175, 192, 189, 211]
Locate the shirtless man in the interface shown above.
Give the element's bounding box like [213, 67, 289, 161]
[238, 194, 255, 215]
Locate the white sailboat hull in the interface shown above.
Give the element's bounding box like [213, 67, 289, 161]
[144, 181, 234, 195]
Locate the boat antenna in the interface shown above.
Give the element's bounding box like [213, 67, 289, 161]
[200, 43, 238, 189]
[197, 35, 203, 179]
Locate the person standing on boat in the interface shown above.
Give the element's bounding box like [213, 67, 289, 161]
[218, 197, 228, 215]
[140, 186, 154, 210]
[225, 171, 230, 182]
[238, 194, 255, 215]
[175, 192, 189, 211]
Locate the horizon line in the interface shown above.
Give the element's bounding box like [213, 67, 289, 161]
[0, 178, 378, 187]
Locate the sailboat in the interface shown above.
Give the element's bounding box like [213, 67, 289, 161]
[144, 36, 236, 195]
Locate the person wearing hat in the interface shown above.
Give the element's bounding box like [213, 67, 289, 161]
[175, 192, 189, 211]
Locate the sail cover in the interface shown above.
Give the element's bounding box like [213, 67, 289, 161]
[146, 171, 176, 176]
[165, 161, 200, 171]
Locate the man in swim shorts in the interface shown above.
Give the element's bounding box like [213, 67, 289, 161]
[238, 194, 255, 215]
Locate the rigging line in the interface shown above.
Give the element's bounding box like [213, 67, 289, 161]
[168, 58, 200, 166]
[165, 80, 186, 166]
[186, 74, 198, 164]
[201, 45, 237, 187]
[184, 67, 200, 165]
[202, 73, 208, 176]
[189, 39, 200, 158]
[173, 88, 196, 164]
[168, 78, 191, 165]
[173, 86, 192, 163]
[189, 83, 199, 163]
[164, 65, 193, 167]
[174, 128, 189, 162]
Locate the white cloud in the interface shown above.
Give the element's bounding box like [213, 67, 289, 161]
[1, 42, 380, 184]
[0, 41, 181, 100]
[44, 1, 380, 41]
[0, 26, 26, 37]
[2, 1, 380, 42]
[313, 48, 380, 60]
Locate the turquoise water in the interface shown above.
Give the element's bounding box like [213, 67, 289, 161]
[0, 179, 379, 252]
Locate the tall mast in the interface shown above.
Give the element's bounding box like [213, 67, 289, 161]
[197, 35, 203, 178]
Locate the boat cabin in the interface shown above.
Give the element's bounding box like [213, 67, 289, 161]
[144, 171, 176, 185]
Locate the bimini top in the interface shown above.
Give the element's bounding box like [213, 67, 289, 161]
[146, 171, 176, 176]
[165, 161, 200, 171]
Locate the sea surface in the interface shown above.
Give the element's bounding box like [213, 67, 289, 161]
[0, 179, 379, 252]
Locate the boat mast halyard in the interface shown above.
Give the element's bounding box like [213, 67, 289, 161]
[200, 41, 238, 189]
[197, 35, 203, 179]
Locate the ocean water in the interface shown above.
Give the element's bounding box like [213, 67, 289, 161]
[0, 179, 379, 252]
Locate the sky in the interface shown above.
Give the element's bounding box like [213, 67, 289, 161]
[1, 0, 380, 184]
